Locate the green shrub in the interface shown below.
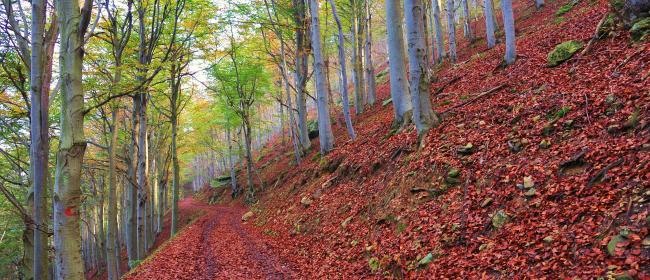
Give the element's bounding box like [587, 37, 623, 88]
[556, 0, 579, 16]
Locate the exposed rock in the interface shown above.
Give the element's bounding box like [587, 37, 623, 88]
[417, 253, 434, 267]
[447, 168, 461, 178]
[543, 236, 554, 243]
[539, 139, 552, 149]
[492, 210, 510, 229]
[630, 17, 650, 41]
[547, 41, 584, 67]
[300, 196, 313, 207]
[241, 211, 254, 222]
[524, 188, 537, 197]
[341, 216, 353, 228]
[607, 234, 628, 256]
[457, 143, 475, 155]
[523, 176, 535, 189]
[481, 197, 493, 208]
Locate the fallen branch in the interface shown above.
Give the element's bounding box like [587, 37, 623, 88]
[580, 13, 608, 57]
[434, 76, 461, 95]
[441, 84, 507, 114]
[615, 46, 646, 70]
[587, 158, 624, 187]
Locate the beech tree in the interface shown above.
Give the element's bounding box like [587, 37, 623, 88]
[405, 0, 440, 138]
[53, 0, 94, 277]
[431, 0, 445, 62]
[445, 0, 457, 62]
[502, 0, 516, 64]
[364, 0, 376, 105]
[386, 0, 413, 127]
[329, 0, 357, 139]
[309, 0, 335, 153]
[484, 0, 497, 48]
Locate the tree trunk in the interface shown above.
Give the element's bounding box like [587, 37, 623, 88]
[405, 0, 440, 138]
[445, 0, 457, 62]
[364, 0, 376, 105]
[126, 106, 138, 265]
[386, 0, 413, 127]
[170, 101, 180, 235]
[53, 0, 88, 277]
[310, 0, 335, 154]
[351, 0, 366, 114]
[461, 0, 473, 39]
[484, 0, 496, 48]
[328, 0, 356, 140]
[106, 110, 120, 280]
[501, 0, 516, 65]
[535, 0, 544, 9]
[431, 0, 445, 62]
[226, 125, 240, 196]
[293, 0, 311, 151]
[30, 0, 54, 277]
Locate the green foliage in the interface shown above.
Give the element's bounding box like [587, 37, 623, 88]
[547, 41, 584, 66]
[556, 0, 580, 16]
[630, 18, 650, 41]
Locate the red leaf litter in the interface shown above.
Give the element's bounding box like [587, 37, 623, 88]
[124, 0, 649, 278]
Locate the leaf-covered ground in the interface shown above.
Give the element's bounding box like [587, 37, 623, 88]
[126, 0, 649, 278]
[122, 197, 297, 279]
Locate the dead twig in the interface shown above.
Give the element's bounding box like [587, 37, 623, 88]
[434, 76, 462, 95]
[587, 158, 624, 187]
[615, 46, 646, 70]
[580, 13, 608, 57]
[441, 84, 507, 114]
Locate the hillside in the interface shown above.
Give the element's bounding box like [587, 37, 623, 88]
[225, 0, 650, 278]
[123, 0, 650, 278]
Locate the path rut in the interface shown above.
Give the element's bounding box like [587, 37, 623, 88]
[123, 198, 297, 280]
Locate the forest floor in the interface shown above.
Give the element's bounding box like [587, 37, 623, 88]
[122, 197, 298, 280]
[123, 0, 648, 278]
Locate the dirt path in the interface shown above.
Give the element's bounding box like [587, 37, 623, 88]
[123, 198, 297, 280]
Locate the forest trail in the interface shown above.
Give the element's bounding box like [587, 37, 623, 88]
[123, 198, 298, 280]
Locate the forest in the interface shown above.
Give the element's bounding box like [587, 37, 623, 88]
[0, 0, 648, 278]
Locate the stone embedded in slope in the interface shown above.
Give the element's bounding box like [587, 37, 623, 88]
[242, 211, 254, 222]
[547, 41, 584, 67]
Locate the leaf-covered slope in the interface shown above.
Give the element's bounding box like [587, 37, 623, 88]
[232, 0, 649, 278]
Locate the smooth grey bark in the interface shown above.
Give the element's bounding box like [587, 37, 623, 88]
[484, 0, 496, 48]
[461, 0, 473, 39]
[386, 0, 413, 127]
[431, 0, 445, 62]
[445, 0, 457, 62]
[309, 0, 335, 154]
[106, 110, 120, 280]
[405, 0, 440, 137]
[29, 0, 56, 277]
[535, 0, 544, 8]
[501, 0, 516, 65]
[351, 0, 366, 115]
[328, 0, 357, 140]
[125, 107, 138, 265]
[53, 0, 92, 277]
[293, 0, 311, 151]
[364, 0, 376, 105]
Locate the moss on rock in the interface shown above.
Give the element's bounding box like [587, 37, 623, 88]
[547, 41, 584, 66]
[630, 17, 650, 41]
